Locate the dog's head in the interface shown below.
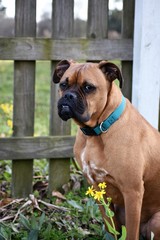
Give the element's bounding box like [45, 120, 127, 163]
[52, 60, 123, 127]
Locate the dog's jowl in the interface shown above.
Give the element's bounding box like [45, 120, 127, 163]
[53, 60, 160, 240]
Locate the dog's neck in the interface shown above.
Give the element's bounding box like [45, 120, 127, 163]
[80, 83, 126, 136]
[98, 83, 123, 124]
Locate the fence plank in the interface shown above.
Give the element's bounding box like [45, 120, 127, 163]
[121, 0, 135, 100]
[87, 0, 108, 39]
[12, 0, 36, 198]
[0, 38, 133, 61]
[0, 136, 75, 160]
[49, 0, 74, 192]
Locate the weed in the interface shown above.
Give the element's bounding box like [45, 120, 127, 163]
[86, 182, 127, 240]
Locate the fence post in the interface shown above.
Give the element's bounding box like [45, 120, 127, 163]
[132, 0, 160, 129]
[87, 0, 108, 39]
[121, 0, 135, 100]
[49, 0, 73, 193]
[12, 0, 36, 197]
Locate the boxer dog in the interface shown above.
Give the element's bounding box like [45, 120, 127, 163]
[52, 60, 160, 240]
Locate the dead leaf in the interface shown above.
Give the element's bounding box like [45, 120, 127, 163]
[52, 191, 66, 200]
[0, 190, 7, 198]
[0, 198, 13, 207]
[72, 181, 81, 192]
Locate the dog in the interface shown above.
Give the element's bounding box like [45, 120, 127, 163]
[52, 59, 160, 240]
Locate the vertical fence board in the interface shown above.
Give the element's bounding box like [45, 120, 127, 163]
[121, 0, 135, 100]
[12, 0, 36, 197]
[49, 0, 74, 193]
[87, 0, 108, 39]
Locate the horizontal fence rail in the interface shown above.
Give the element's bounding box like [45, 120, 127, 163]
[0, 38, 133, 61]
[0, 136, 75, 160]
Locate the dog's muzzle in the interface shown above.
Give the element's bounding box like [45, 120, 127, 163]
[58, 91, 90, 122]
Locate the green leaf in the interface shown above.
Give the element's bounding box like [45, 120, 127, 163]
[104, 219, 120, 236]
[67, 200, 83, 211]
[105, 207, 114, 218]
[28, 229, 39, 240]
[31, 216, 38, 230]
[118, 226, 127, 240]
[39, 212, 45, 230]
[0, 225, 11, 240]
[19, 214, 31, 230]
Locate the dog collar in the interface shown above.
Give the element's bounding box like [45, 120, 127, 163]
[80, 95, 126, 136]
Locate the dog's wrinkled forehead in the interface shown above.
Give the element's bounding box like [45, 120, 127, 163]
[62, 62, 101, 85]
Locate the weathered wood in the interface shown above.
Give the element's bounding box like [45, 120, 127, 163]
[121, 0, 135, 101]
[49, 0, 74, 192]
[52, 0, 73, 38]
[12, 0, 36, 198]
[87, 0, 108, 39]
[0, 38, 133, 61]
[0, 136, 75, 160]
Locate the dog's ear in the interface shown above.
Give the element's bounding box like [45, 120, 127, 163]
[99, 61, 124, 88]
[52, 60, 71, 83]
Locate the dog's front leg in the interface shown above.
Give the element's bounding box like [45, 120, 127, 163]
[123, 186, 144, 240]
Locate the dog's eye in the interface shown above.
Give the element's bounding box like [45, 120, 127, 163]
[83, 84, 96, 94]
[60, 82, 68, 90]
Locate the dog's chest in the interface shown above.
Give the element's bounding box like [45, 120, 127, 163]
[79, 143, 123, 204]
[80, 139, 112, 184]
[81, 147, 108, 184]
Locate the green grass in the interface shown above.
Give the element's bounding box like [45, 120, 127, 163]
[0, 60, 78, 136]
[35, 61, 51, 136]
[0, 61, 14, 103]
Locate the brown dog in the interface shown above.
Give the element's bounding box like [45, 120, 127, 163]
[52, 60, 160, 240]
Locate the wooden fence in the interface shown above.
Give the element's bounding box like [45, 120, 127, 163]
[0, 0, 134, 197]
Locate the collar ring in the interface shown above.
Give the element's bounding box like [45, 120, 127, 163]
[99, 121, 108, 133]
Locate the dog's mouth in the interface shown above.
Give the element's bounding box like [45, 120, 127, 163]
[58, 104, 74, 121]
[57, 92, 90, 123]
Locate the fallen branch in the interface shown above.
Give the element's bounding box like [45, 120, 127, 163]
[38, 199, 70, 212]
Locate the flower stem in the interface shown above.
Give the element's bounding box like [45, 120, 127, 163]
[102, 198, 118, 240]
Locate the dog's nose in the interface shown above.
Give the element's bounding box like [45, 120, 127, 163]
[64, 92, 77, 101]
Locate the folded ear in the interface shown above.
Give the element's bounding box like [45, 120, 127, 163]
[99, 61, 124, 88]
[52, 60, 71, 83]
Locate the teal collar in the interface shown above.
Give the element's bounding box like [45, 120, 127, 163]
[80, 96, 126, 136]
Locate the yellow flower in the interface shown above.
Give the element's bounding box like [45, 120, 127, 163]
[7, 119, 13, 128]
[86, 186, 95, 197]
[98, 182, 107, 189]
[94, 190, 106, 201]
[0, 103, 13, 115]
